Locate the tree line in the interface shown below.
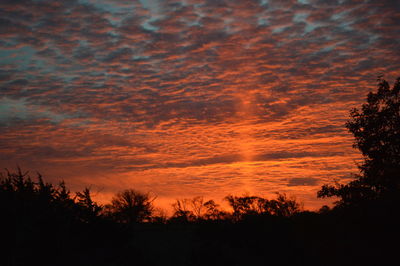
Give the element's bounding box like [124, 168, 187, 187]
[0, 168, 305, 224]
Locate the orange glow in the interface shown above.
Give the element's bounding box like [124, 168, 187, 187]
[1, 0, 398, 212]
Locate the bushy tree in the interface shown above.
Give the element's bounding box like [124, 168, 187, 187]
[106, 189, 155, 223]
[202, 199, 226, 220]
[318, 77, 400, 207]
[267, 193, 303, 217]
[225, 193, 302, 220]
[225, 195, 265, 220]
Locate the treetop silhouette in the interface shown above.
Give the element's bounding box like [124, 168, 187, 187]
[225, 192, 302, 220]
[105, 189, 156, 223]
[318, 77, 400, 207]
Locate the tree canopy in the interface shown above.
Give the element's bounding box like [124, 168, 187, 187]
[318, 77, 400, 207]
[105, 189, 156, 223]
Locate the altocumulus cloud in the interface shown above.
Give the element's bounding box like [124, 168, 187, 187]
[0, 0, 399, 209]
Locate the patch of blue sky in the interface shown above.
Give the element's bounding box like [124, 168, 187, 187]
[180, 11, 201, 28]
[139, 0, 165, 32]
[331, 8, 356, 32]
[0, 97, 30, 122]
[186, 20, 201, 27]
[107, 30, 120, 39]
[368, 35, 379, 45]
[102, 12, 123, 28]
[0, 44, 61, 78]
[338, 22, 354, 32]
[0, 97, 72, 124]
[61, 75, 78, 84]
[142, 19, 159, 32]
[2, 51, 51, 84]
[133, 55, 150, 60]
[314, 41, 345, 55]
[78, 0, 135, 28]
[139, 0, 167, 18]
[305, 23, 320, 34]
[272, 25, 289, 34]
[258, 17, 269, 26]
[35, 60, 56, 76]
[222, 18, 238, 34]
[297, 0, 309, 4]
[182, 2, 205, 28]
[331, 11, 346, 21]
[319, 45, 335, 53]
[88, 71, 106, 77]
[292, 12, 322, 35]
[0, 46, 35, 70]
[259, 0, 269, 6]
[293, 13, 309, 23]
[0, 39, 21, 50]
[78, 0, 134, 14]
[78, 40, 89, 46]
[139, 0, 155, 10]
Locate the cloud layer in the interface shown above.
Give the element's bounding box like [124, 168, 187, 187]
[1, 0, 399, 209]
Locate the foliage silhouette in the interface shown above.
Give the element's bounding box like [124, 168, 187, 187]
[3, 114, 400, 266]
[105, 189, 155, 223]
[76, 187, 102, 222]
[0, 168, 130, 266]
[171, 196, 226, 222]
[225, 192, 302, 220]
[318, 77, 400, 208]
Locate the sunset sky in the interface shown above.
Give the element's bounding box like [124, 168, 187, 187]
[1, 0, 399, 210]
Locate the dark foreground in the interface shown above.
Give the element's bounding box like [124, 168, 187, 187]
[3, 209, 399, 266]
[1, 170, 399, 266]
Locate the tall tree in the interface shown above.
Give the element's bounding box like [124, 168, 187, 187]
[318, 77, 400, 207]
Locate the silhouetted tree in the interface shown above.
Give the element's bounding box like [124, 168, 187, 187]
[106, 189, 155, 223]
[202, 199, 226, 220]
[318, 205, 331, 214]
[172, 196, 226, 221]
[225, 193, 302, 220]
[76, 188, 102, 222]
[150, 207, 168, 223]
[318, 77, 400, 207]
[225, 194, 265, 220]
[172, 198, 197, 222]
[266, 193, 303, 217]
[0, 169, 143, 266]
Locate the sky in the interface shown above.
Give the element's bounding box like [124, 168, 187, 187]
[0, 0, 399, 210]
